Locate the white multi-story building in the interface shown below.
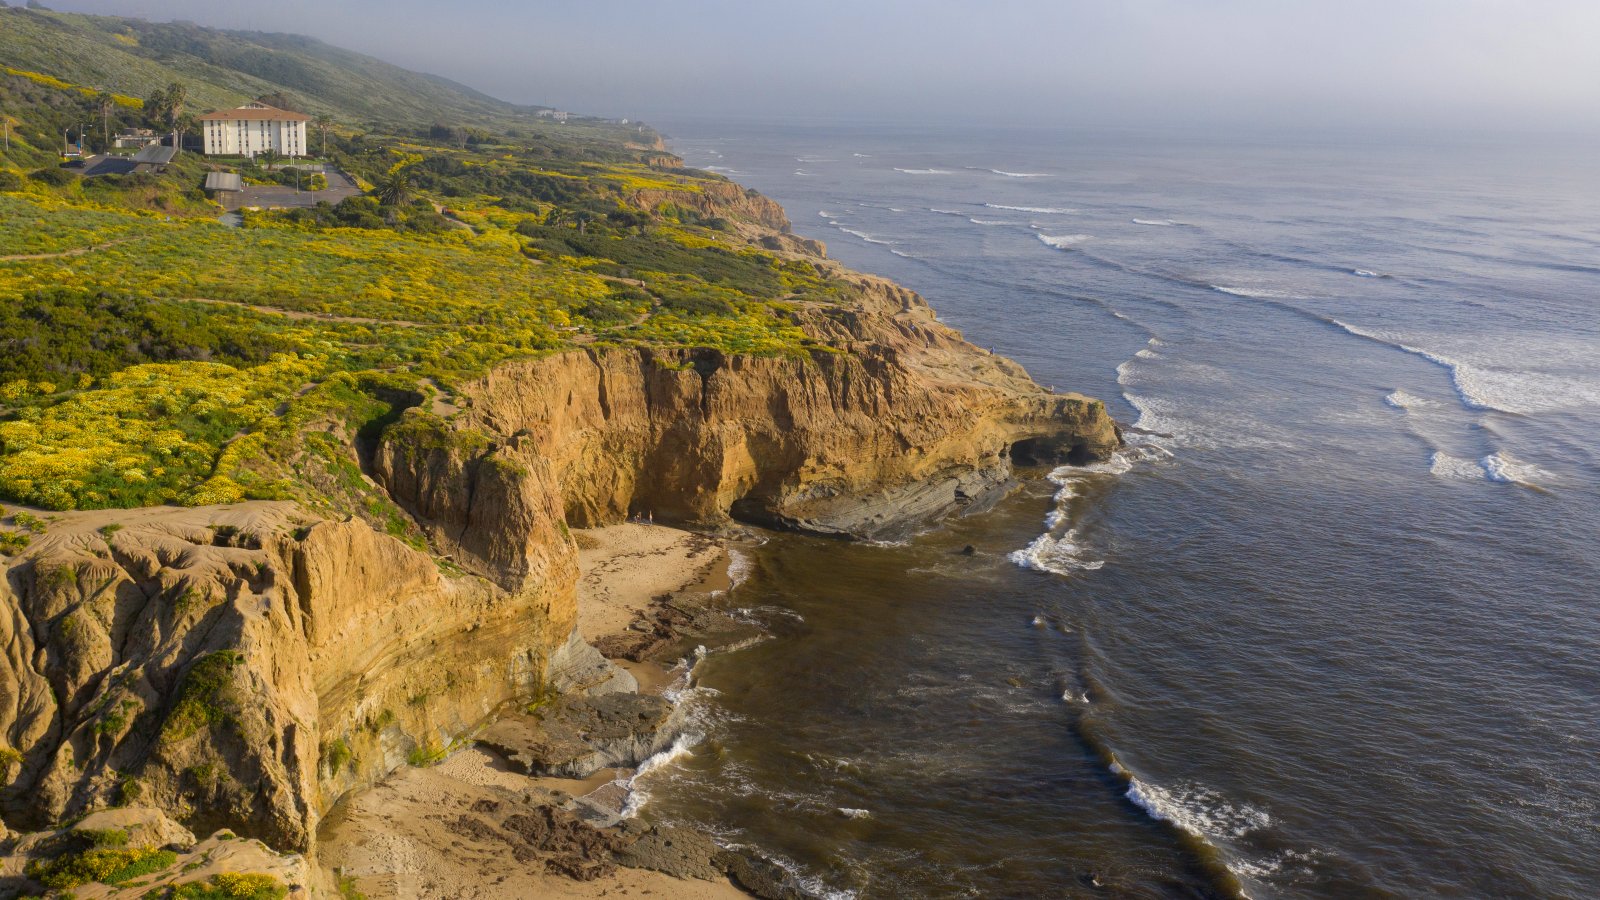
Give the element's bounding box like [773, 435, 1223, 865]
[198, 102, 311, 158]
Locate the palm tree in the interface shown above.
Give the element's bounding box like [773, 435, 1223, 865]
[375, 167, 413, 207]
[96, 91, 115, 149]
[315, 114, 333, 158]
[257, 147, 281, 171]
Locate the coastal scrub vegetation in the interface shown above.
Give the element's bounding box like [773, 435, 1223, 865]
[0, 11, 857, 515]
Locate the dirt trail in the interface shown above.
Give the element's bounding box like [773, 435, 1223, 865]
[0, 237, 137, 261]
[182, 296, 432, 328]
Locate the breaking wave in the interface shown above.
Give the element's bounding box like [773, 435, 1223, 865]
[1211, 284, 1307, 300]
[620, 733, 700, 819]
[894, 167, 955, 175]
[970, 167, 1052, 177]
[986, 203, 1078, 214]
[1331, 320, 1600, 415]
[1132, 218, 1182, 226]
[1037, 233, 1093, 250]
[837, 227, 897, 246]
[1113, 763, 1271, 840]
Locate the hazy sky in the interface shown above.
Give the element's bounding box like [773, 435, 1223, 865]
[48, 0, 1600, 132]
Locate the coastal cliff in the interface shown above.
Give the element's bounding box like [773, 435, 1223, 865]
[0, 184, 1117, 867]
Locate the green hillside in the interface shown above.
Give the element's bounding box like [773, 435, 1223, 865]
[0, 5, 551, 126]
[0, 7, 857, 533]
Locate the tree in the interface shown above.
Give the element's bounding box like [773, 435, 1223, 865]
[375, 167, 413, 207]
[257, 147, 281, 171]
[145, 81, 187, 141]
[96, 91, 115, 148]
[173, 113, 197, 152]
[315, 114, 333, 158]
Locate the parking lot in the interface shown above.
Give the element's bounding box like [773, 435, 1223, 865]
[220, 168, 362, 210]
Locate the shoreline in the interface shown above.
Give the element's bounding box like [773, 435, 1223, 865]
[318, 523, 753, 899]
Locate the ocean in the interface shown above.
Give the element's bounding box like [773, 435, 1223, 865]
[633, 120, 1600, 898]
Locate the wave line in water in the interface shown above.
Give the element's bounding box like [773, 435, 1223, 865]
[1038, 233, 1094, 250]
[986, 203, 1079, 214]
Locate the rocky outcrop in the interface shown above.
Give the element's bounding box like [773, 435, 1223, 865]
[479, 692, 682, 779]
[411, 271, 1118, 541]
[629, 181, 794, 233]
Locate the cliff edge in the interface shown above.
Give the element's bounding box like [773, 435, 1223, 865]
[0, 182, 1117, 866]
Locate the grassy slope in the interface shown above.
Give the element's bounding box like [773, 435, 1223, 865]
[0, 7, 541, 125]
[0, 8, 860, 526]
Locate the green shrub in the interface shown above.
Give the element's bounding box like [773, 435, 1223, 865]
[322, 737, 352, 774]
[0, 530, 29, 554]
[160, 650, 244, 743]
[0, 171, 22, 192]
[25, 845, 177, 888]
[28, 166, 80, 187]
[162, 872, 289, 900]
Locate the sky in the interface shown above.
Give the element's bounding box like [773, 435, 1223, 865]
[46, 0, 1600, 133]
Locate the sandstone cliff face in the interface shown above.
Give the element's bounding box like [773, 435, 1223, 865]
[0, 193, 1118, 858]
[0, 505, 568, 853]
[432, 271, 1118, 536]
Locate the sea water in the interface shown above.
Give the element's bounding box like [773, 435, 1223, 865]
[631, 121, 1600, 898]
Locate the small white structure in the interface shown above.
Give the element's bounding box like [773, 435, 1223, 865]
[198, 102, 310, 158]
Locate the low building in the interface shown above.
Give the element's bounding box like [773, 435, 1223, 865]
[198, 102, 310, 158]
[113, 127, 157, 149]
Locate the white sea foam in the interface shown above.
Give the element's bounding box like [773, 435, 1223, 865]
[837, 807, 871, 819]
[893, 167, 954, 175]
[986, 203, 1078, 214]
[726, 547, 754, 590]
[793, 169, 816, 176]
[1482, 451, 1547, 487]
[1429, 452, 1484, 481]
[986, 169, 1052, 178]
[929, 207, 965, 215]
[888, 248, 917, 258]
[1062, 690, 1089, 705]
[818, 210, 841, 219]
[1330, 320, 1600, 415]
[1009, 531, 1104, 576]
[969, 217, 1012, 226]
[1353, 269, 1382, 277]
[1112, 763, 1271, 840]
[852, 153, 872, 157]
[1211, 284, 1302, 300]
[1037, 233, 1093, 249]
[1132, 218, 1181, 226]
[620, 733, 699, 818]
[1384, 390, 1433, 410]
[837, 227, 896, 246]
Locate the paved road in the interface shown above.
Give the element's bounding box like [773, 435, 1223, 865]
[222, 169, 362, 210]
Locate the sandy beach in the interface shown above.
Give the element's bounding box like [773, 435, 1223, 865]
[574, 522, 728, 639]
[319, 524, 745, 899]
